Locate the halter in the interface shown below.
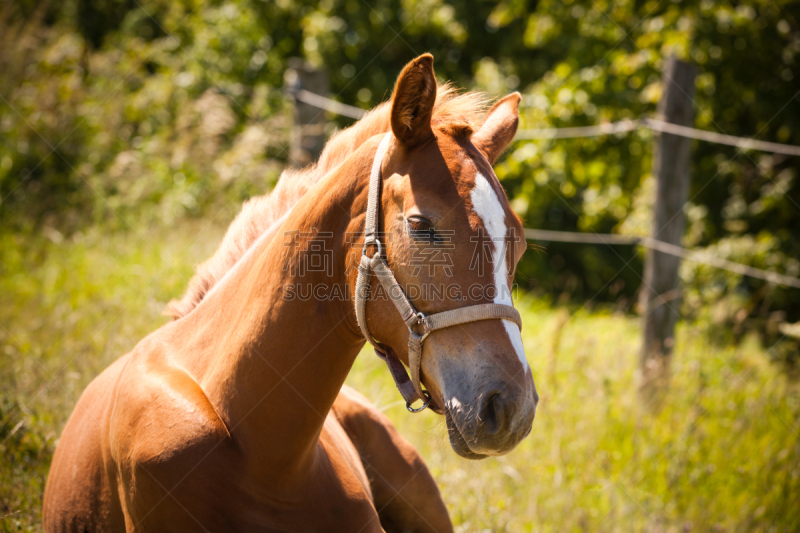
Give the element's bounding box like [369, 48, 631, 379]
[354, 133, 522, 413]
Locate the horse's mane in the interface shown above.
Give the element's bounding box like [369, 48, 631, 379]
[165, 84, 488, 319]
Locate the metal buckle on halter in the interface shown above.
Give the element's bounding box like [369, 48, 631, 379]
[408, 311, 430, 343]
[406, 390, 432, 413]
[362, 236, 383, 258]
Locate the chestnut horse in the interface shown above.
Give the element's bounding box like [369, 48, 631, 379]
[43, 54, 537, 532]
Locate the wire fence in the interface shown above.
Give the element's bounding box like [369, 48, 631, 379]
[295, 89, 367, 121]
[524, 229, 800, 289]
[292, 89, 800, 290]
[296, 89, 800, 156]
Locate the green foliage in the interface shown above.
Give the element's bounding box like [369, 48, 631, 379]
[0, 0, 288, 232]
[1, 225, 798, 529]
[491, 0, 800, 350]
[2, 0, 799, 349]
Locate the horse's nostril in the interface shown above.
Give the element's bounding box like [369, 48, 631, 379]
[481, 391, 506, 435]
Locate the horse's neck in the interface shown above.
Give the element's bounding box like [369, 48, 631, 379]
[168, 146, 373, 479]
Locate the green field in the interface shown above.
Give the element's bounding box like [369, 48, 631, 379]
[1, 222, 798, 531]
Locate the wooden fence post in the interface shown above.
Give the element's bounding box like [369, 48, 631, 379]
[285, 58, 328, 168]
[640, 56, 697, 399]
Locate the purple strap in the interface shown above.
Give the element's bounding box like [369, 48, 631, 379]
[373, 346, 419, 403]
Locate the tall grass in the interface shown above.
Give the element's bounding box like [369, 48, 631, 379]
[349, 301, 800, 531]
[1, 223, 798, 531]
[0, 222, 223, 529]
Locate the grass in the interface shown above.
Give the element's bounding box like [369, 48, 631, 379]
[1, 222, 799, 532]
[348, 303, 800, 532]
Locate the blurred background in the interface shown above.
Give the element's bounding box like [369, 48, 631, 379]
[1, 0, 799, 530]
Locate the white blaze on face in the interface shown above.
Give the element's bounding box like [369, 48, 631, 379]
[470, 172, 528, 371]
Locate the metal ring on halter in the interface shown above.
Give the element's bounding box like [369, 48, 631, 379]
[406, 390, 432, 413]
[362, 237, 382, 257]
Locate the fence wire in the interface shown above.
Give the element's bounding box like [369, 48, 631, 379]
[295, 89, 800, 156]
[525, 229, 800, 289]
[295, 89, 367, 120]
[293, 89, 800, 289]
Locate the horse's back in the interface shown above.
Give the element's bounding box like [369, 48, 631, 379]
[43, 354, 129, 532]
[332, 386, 453, 533]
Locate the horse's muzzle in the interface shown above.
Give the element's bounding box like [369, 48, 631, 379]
[445, 380, 537, 459]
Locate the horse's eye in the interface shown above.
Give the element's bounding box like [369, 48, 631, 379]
[407, 216, 434, 241]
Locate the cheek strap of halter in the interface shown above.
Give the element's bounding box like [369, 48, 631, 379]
[354, 133, 522, 413]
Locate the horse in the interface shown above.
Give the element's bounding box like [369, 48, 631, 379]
[43, 54, 538, 532]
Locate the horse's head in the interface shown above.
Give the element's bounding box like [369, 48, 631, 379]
[358, 54, 537, 459]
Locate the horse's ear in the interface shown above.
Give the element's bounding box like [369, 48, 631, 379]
[391, 54, 437, 148]
[473, 92, 521, 165]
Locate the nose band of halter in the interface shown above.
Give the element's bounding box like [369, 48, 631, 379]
[354, 133, 523, 414]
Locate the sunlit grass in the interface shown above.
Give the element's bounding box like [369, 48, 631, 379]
[0, 222, 224, 530]
[1, 224, 798, 531]
[348, 299, 800, 532]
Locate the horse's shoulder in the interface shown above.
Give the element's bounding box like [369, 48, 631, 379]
[43, 355, 132, 532]
[108, 341, 232, 472]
